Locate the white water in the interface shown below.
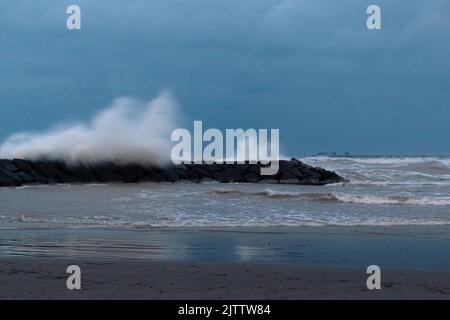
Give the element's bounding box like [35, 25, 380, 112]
[0, 91, 179, 166]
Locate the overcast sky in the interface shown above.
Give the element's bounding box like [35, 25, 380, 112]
[0, 0, 449, 155]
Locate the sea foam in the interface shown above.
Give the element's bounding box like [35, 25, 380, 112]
[0, 91, 179, 166]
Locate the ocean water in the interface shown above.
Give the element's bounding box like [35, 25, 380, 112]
[1, 156, 450, 229]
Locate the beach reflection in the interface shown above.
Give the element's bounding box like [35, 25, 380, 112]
[0, 227, 449, 271]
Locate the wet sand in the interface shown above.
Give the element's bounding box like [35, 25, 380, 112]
[1, 226, 449, 269]
[1, 258, 450, 299]
[1, 226, 450, 300]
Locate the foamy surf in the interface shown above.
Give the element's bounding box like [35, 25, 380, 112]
[302, 156, 450, 186]
[302, 156, 450, 167]
[210, 188, 450, 206]
[1, 212, 449, 228]
[1, 157, 450, 229]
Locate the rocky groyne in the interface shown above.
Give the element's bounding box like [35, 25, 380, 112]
[0, 158, 345, 187]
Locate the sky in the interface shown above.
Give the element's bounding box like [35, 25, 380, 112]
[0, 0, 449, 156]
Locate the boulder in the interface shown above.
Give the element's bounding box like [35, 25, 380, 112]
[0, 160, 18, 172]
[248, 164, 261, 174]
[65, 165, 99, 182]
[193, 166, 212, 179]
[140, 168, 166, 182]
[0, 168, 22, 186]
[213, 168, 243, 182]
[279, 173, 300, 184]
[184, 169, 200, 182]
[16, 171, 35, 183]
[0, 172, 16, 186]
[164, 167, 180, 182]
[243, 172, 262, 183]
[116, 164, 146, 183]
[93, 163, 126, 182]
[12, 159, 33, 172]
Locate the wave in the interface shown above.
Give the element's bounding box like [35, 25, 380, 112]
[210, 189, 450, 206]
[331, 194, 450, 206]
[0, 91, 179, 166]
[343, 170, 450, 186]
[2, 213, 450, 228]
[303, 156, 450, 166]
[210, 189, 303, 199]
[303, 156, 450, 174]
[0, 214, 130, 228]
[301, 156, 450, 186]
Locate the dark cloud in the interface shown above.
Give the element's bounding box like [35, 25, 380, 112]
[0, 0, 449, 155]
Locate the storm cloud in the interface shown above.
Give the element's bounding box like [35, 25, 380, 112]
[0, 0, 449, 155]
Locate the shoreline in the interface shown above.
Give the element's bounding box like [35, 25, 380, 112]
[1, 225, 449, 299]
[1, 225, 449, 270]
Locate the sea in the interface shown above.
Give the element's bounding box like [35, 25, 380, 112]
[2, 156, 450, 229]
[0, 156, 449, 265]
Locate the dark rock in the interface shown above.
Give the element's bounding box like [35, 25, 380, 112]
[300, 168, 323, 185]
[248, 164, 261, 174]
[16, 171, 35, 183]
[0, 172, 16, 186]
[172, 163, 188, 171]
[279, 160, 296, 174]
[12, 159, 42, 182]
[12, 159, 33, 172]
[193, 167, 212, 178]
[32, 162, 58, 179]
[0, 158, 346, 186]
[0, 160, 18, 172]
[213, 168, 243, 182]
[140, 168, 166, 182]
[279, 173, 299, 184]
[204, 163, 224, 172]
[288, 167, 303, 179]
[116, 164, 146, 183]
[0, 168, 22, 185]
[235, 163, 250, 171]
[32, 161, 79, 183]
[260, 177, 279, 184]
[93, 163, 126, 182]
[184, 169, 200, 182]
[243, 172, 262, 183]
[53, 165, 80, 183]
[171, 164, 188, 178]
[290, 158, 304, 166]
[65, 165, 99, 182]
[301, 176, 321, 185]
[164, 167, 180, 182]
[260, 173, 280, 182]
[302, 168, 321, 179]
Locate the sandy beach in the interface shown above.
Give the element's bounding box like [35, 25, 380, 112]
[1, 258, 450, 300]
[1, 226, 449, 300]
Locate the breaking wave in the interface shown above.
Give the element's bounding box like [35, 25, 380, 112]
[210, 189, 450, 206]
[301, 156, 450, 186]
[1, 212, 449, 228]
[0, 91, 179, 166]
[303, 156, 450, 167]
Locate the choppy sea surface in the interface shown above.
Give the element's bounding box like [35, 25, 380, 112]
[1, 156, 450, 229]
